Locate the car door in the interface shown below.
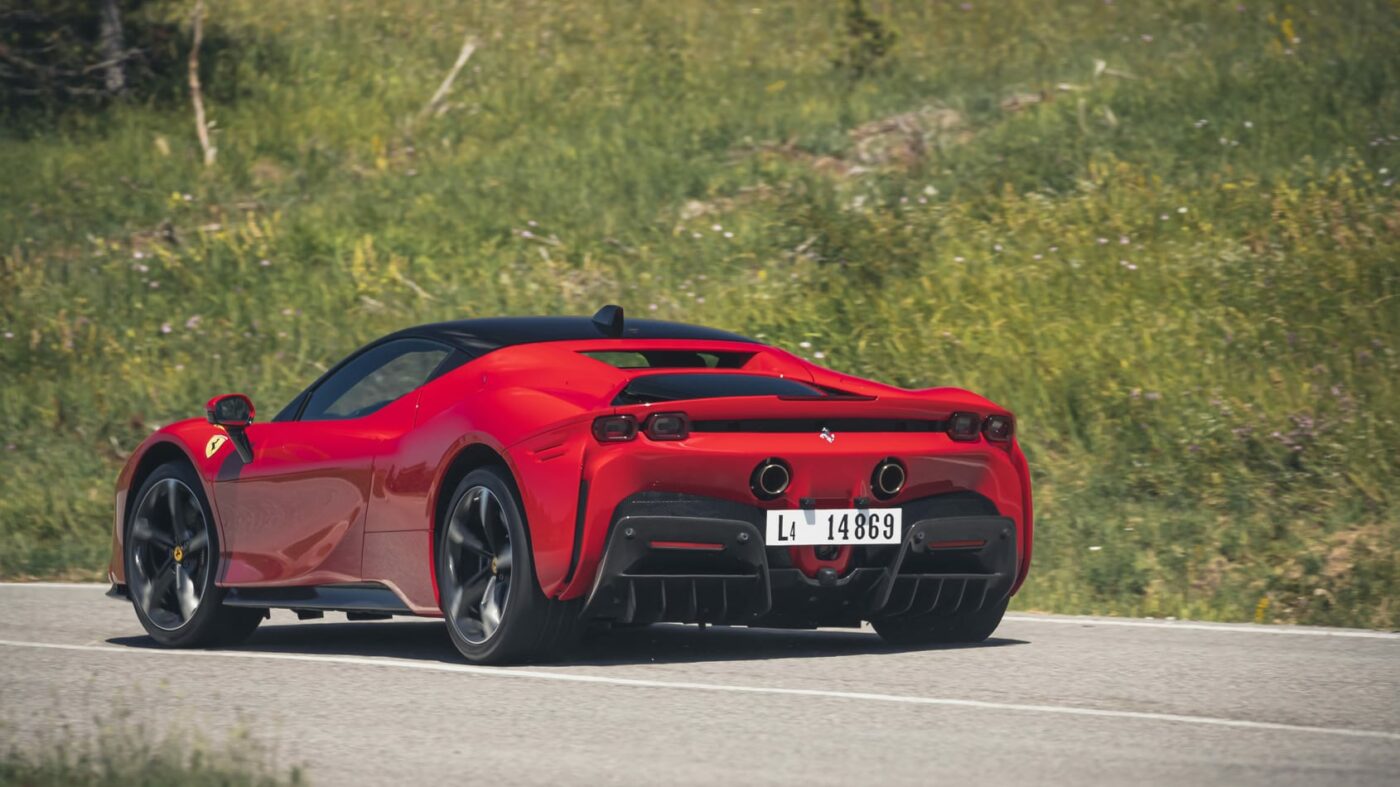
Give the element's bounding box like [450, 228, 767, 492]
[213, 338, 453, 586]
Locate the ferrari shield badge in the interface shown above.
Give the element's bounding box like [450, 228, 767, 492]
[205, 433, 229, 458]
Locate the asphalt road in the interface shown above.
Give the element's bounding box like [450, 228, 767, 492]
[1, 583, 1396, 785]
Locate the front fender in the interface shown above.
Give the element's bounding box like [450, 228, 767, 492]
[109, 418, 239, 584]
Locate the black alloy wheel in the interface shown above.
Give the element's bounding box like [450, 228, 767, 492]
[124, 462, 263, 647]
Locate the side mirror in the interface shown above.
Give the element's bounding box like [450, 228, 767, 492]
[206, 394, 255, 462]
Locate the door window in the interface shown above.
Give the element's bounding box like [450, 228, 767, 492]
[300, 339, 451, 421]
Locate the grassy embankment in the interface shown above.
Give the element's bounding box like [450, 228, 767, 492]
[1, 1, 1397, 626]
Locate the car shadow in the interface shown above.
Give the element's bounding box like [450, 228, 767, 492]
[106, 617, 1026, 667]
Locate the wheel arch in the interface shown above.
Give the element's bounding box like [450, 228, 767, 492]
[428, 443, 525, 607]
[123, 441, 201, 538]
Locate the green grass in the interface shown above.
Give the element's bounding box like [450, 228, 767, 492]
[1, 0, 1397, 627]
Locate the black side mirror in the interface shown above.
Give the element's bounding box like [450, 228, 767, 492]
[205, 394, 255, 462]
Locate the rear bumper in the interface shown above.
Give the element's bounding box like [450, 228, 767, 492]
[581, 500, 1017, 627]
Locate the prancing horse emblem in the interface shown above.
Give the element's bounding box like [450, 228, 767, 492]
[819, 427, 836, 444]
[205, 434, 229, 458]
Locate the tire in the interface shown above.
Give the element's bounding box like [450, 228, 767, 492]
[435, 466, 582, 664]
[871, 596, 1009, 646]
[124, 461, 264, 647]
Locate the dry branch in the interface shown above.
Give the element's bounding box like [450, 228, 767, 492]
[416, 31, 479, 124]
[188, 0, 215, 167]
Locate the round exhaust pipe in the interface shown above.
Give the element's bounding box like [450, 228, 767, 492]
[751, 459, 791, 500]
[872, 458, 906, 499]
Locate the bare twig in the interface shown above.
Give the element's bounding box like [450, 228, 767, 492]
[416, 31, 479, 124]
[188, 0, 215, 166]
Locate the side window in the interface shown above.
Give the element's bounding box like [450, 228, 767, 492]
[300, 339, 451, 421]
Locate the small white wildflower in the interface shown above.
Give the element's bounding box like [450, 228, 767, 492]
[149, 281, 160, 289]
[184, 315, 202, 330]
[1049, 246, 1059, 253]
[1243, 120, 1254, 129]
[1140, 33, 1153, 42]
[1160, 213, 1170, 221]
[1096, 237, 1108, 245]
[1088, 545, 1103, 551]
[954, 256, 965, 263]
[281, 308, 293, 316]
[923, 185, 938, 196]
[520, 229, 535, 239]
[1032, 254, 1043, 260]
[1380, 168, 1390, 175]
[527, 220, 538, 227]
[133, 250, 145, 259]
[160, 323, 172, 334]
[798, 341, 812, 349]
[917, 196, 928, 204]
[1177, 206, 1188, 214]
[692, 232, 702, 239]
[711, 224, 722, 232]
[2, 331, 12, 340]
[813, 351, 826, 359]
[723, 231, 734, 239]
[260, 259, 271, 267]
[1119, 235, 1130, 245]
[648, 303, 658, 311]
[134, 263, 149, 273]
[182, 193, 193, 202]
[695, 296, 705, 304]
[993, 243, 1003, 252]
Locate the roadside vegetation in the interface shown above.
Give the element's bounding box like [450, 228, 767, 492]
[1, 1, 1396, 627]
[1, 706, 303, 786]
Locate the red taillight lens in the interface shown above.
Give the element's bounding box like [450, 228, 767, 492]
[948, 411, 982, 442]
[644, 412, 689, 441]
[592, 415, 638, 442]
[983, 414, 1014, 442]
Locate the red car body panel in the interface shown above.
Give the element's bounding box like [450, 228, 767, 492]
[110, 326, 1033, 620]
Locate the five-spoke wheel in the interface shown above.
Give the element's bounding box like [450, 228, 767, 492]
[436, 467, 582, 664]
[124, 462, 263, 647]
[443, 485, 515, 644]
[129, 477, 211, 630]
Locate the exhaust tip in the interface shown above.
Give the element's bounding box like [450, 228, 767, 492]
[751, 459, 791, 500]
[872, 458, 906, 499]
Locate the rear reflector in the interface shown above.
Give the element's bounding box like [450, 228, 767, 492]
[649, 540, 725, 551]
[926, 539, 987, 550]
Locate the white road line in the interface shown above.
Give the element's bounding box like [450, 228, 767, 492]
[0, 582, 108, 589]
[1003, 614, 1400, 640]
[2, 638, 1397, 742]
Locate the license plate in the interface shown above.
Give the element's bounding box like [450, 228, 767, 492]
[765, 508, 902, 546]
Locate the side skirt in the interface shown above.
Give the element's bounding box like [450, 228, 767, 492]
[221, 582, 413, 618]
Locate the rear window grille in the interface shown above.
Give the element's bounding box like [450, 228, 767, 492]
[613, 373, 826, 405]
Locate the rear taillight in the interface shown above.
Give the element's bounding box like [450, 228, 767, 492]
[947, 412, 981, 442]
[592, 415, 638, 442]
[644, 412, 689, 441]
[982, 414, 1014, 442]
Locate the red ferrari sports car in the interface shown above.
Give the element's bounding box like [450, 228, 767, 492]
[109, 306, 1032, 663]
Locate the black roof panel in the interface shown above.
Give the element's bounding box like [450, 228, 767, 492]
[394, 316, 759, 355]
